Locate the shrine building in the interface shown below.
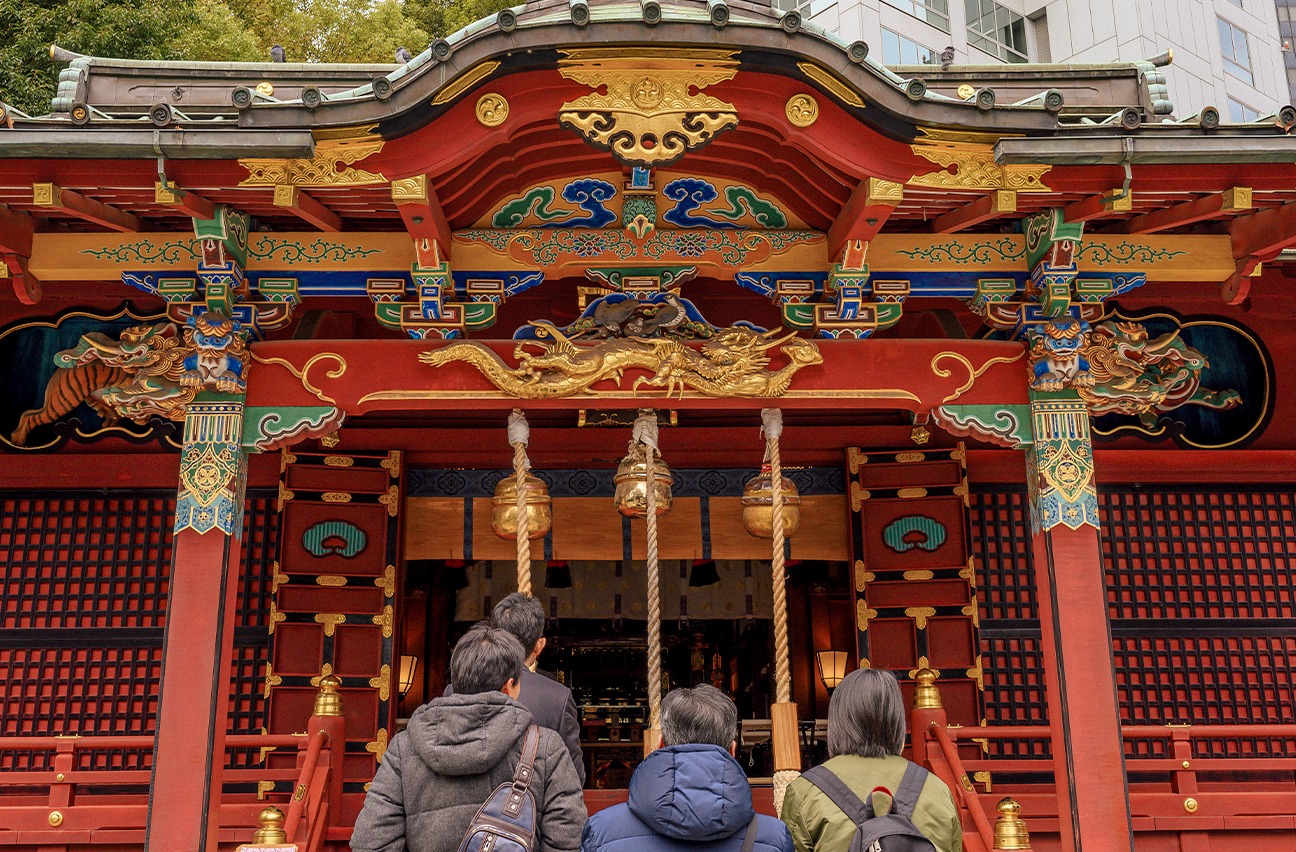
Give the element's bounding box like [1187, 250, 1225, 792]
[0, 1, 1293, 851]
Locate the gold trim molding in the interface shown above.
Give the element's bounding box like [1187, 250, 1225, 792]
[239, 135, 386, 187]
[909, 145, 1050, 192]
[797, 62, 865, 108]
[431, 62, 501, 106]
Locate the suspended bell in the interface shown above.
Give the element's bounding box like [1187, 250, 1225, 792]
[613, 442, 673, 518]
[492, 473, 552, 540]
[741, 467, 801, 538]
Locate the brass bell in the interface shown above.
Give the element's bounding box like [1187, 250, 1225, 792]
[492, 473, 552, 540]
[741, 468, 801, 538]
[613, 442, 673, 518]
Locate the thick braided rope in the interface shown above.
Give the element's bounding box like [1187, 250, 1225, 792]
[513, 441, 531, 596]
[769, 435, 790, 705]
[644, 441, 662, 732]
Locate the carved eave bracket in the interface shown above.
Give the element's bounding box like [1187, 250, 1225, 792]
[368, 259, 544, 339]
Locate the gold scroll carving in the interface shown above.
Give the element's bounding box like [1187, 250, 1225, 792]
[557, 49, 740, 167]
[239, 133, 385, 187]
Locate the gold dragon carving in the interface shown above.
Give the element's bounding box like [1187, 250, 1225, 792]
[418, 321, 823, 399]
[557, 49, 740, 168]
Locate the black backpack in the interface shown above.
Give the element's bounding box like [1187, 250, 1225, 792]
[800, 763, 939, 852]
[457, 725, 542, 852]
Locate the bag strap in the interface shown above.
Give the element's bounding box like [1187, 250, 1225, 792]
[512, 725, 541, 789]
[740, 817, 760, 852]
[889, 762, 929, 819]
[800, 765, 871, 826]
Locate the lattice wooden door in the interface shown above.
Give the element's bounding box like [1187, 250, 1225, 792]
[846, 446, 984, 728]
[267, 450, 403, 825]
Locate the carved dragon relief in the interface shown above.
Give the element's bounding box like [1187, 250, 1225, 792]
[418, 321, 822, 399]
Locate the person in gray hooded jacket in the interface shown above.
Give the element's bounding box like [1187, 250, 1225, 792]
[352, 622, 587, 852]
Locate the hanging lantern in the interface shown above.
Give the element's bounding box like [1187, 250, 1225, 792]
[492, 473, 552, 539]
[613, 442, 673, 518]
[741, 467, 801, 538]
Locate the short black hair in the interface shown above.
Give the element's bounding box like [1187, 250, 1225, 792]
[661, 685, 738, 748]
[450, 621, 525, 695]
[492, 592, 545, 656]
[826, 668, 907, 758]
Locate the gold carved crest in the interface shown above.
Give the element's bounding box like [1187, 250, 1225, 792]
[557, 49, 740, 167]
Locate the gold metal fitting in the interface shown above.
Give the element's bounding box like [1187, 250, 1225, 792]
[992, 798, 1030, 850]
[1181, 760, 1190, 769]
[48, 811, 63, 827]
[55, 773, 65, 782]
[912, 667, 943, 710]
[491, 473, 552, 540]
[741, 469, 802, 539]
[312, 674, 344, 717]
[253, 806, 288, 844]
[1183, 797, 1198, 814]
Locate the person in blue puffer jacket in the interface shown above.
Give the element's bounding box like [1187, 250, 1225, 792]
[582, 685, 794, 852]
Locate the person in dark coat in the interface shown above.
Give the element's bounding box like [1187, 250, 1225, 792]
[352, 622, 587, 852]
[448, 592, 586, 786]
[581, 685, 793, 852]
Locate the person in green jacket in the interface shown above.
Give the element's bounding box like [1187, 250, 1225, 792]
[780, 668, 962, 852]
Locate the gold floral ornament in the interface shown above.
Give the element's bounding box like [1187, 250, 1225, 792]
[785, 94, 818, 127]
[557, 48, 740, 167]
[476, 93, 510, 127]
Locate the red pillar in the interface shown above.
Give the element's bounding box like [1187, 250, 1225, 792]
[146, 395, 248, 852]
[1032, 525, 1133, 852]
[1026, 390, 1133, 852]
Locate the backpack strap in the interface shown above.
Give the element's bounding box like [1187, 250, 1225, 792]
[889, 762, 930, 820]
[502, 725, 541, 818]
[740, 817, 760, 852]
[800, 765, 871, 826]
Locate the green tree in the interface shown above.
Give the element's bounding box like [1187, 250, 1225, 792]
[404, 0, 512, 39]
[1, 0, 190, 116]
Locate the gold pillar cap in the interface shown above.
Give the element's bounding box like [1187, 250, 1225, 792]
[313, 674, 344, 717]
[253, 806, 288, 845]
[993, 797, 1031, 850]
[912, 667, 943, 710]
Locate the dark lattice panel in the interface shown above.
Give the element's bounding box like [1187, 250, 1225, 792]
[1116, 635, 1296, 758]
[0, 646, 162, 771]
[1102, 489, 1296, 620]
[0, 490, 278, 772]
[969, 489, 1039, 621]
[237, 494, 278, 629]
[981, 636, 1051, 759]
[0, 492, 174, 629]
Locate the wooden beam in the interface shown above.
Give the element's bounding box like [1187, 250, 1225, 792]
[2, 253, 40, 304]
[1222, 198, 1296, 304]
[1117, 187, 1250, 235]
[155, 181, 216, 220]
[272, 185, 342, 232]
[927, 190, 1017, 234]
[827, 177, 902, 259]
[391, 175, 452, 265]
[0, 204, 36, 257]
[1061, 189, 1132, 223]
[32, 183, 143, 233]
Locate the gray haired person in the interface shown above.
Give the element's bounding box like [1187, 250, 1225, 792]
[780, 669, 962, 852]
[581, 685, 793, 852]
[446, 592, 586, 785]
[353, 622, 587, 852]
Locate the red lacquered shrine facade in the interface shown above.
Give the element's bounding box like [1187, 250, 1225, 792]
[1, 2, 1294, 850]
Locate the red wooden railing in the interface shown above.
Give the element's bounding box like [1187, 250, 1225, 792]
[0, 680, 347, 849]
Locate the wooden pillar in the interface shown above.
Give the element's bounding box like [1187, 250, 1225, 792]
[146, 393, 248, 852]
[1025, 391, 1132, 852]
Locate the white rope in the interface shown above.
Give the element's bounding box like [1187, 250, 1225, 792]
[763, 408, 797, 814]
[510, 409, 532, 596]
[634, 409, 663, 737]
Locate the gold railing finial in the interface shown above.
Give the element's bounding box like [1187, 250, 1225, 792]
[312, 674, 343, 717]
[993, 797, 1031, 851]
[253, 806, 288, 845]
[912, 667, 943, 710]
